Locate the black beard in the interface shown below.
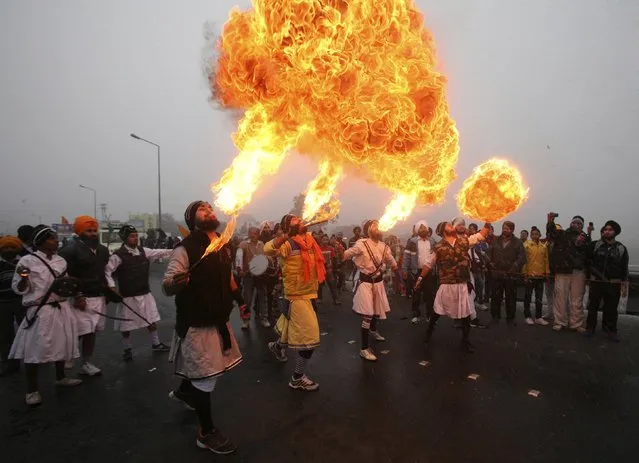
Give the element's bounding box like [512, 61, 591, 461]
[259, 231, 272, 242]
[197, 218, 220, 232]
[81, 235, 99, 249]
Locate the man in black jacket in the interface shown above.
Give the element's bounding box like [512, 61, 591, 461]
[488, 221, 526, 325]
[0, 236, 25, 376]
[585, 220, 628, 342]
[59, 216, 109, 376]
[546, 213, 591, 332]
[163, 201, 243, 455]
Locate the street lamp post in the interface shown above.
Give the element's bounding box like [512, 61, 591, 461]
[130, 133, 162, 230]
[78, 184, 97, 220]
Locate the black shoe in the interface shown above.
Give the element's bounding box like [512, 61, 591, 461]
[470, 318, 488, 329]
[168, 389, 196, 411]
[461, 340, 475, 353]
[333, 300, 342, 306]
[122, 348, 133, 361]
[506, 319, 517, 327]
[196, 428, 237, 455]
[152, 342, 170, 352]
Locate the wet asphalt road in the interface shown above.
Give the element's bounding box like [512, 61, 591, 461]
[2, 264, 639, 463]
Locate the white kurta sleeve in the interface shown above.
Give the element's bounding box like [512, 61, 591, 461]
[343, 242, 363, 260]
[143, 247, 173, 262]
[162, 246, 189, 296]
[12, 256, 32, 295]
[105, 254, 122, 288]
[235, 247, 244, 269]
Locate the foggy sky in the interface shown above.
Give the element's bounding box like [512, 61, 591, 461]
[1, 1, 638, 251]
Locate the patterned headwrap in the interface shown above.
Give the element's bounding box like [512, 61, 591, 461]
[74, 216, 99, 235]
[362, 220, 378, 238]
[118, 224, 138, 241]
[280, 214, 296, 234]
[33, 226, 57, 249]
[572, 215, 585, 227]
[0, 236, 23, 251]
[184, 200, 206, 231]
[435, 221, 449, 237]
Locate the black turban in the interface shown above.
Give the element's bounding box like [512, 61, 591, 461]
[118, 224, 137, 241]
[184, 201, 205, 231]
[17, 225, 34, 243]
[604, 220, 621, 236]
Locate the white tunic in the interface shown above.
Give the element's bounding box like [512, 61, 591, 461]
[105, 246, 172, 332]
[163, 245, 242, 379]
[9, 251, 79, 363]
[344, 238, 397, 319]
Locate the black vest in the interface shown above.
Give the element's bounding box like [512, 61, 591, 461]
[113, 246, 150, 297]
[59, 240, 109, 297]
[174, 230, 234, 338]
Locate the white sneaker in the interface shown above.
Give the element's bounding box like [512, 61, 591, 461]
[25, 391, 42, 406]
[535, 318, 549, 326]
[552, 324, 563, 332]
[410, 317, 422, 325]
[80, 362, 102, 376]
[360, 348, 378, 362]
[479, 304, 488, 311]
[370, 331, 386, 342]
[241, 320, 250, 330]
[55, 377, 83, 387]
[64, 360, 74, 370]
[525, 317, 535, 325]
[259, 319, 271, 328]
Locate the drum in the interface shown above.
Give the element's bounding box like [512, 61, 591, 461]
[248, 255, 269, 276]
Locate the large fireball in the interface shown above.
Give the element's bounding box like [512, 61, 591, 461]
[210, 0, 459, 225]
[456, 159, 529, 223]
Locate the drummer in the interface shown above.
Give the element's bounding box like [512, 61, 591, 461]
[235, 227, 270, 329]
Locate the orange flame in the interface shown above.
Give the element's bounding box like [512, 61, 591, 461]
[210, 0, 459, 225]
[456, 158, 529, 222]
[302, 160, 342, 222]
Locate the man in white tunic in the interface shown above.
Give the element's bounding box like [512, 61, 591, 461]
[163, 201, 242, 455]
[416, 221, 490, 353]
[105, 225, 173, 361]
[10, 226, 82, 406]
[343, 220, 397, 362]
[59, 216, 109, 376]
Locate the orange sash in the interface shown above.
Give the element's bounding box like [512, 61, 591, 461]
[291, 234, 326, 283]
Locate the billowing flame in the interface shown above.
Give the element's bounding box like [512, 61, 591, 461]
[302, 160, 342, 222]
[378, 192, 417, 231]
[209, 0, 459, 225]
[456, 158, 529, 222]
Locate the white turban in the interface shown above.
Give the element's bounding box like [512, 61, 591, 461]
[452, 216, 466, 227]
[414, 220, 429, 233]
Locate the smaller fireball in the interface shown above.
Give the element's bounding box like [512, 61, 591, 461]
[456, 158, 529, 222]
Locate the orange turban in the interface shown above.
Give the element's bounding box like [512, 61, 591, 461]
[74, 216, 99, 235]
[0, 235, 23, 251]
